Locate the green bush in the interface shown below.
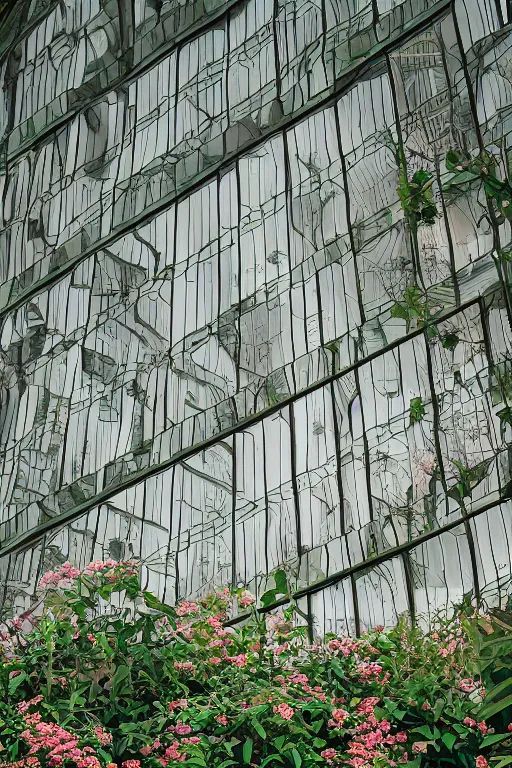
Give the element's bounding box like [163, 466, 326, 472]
[0, 560, 511, 768]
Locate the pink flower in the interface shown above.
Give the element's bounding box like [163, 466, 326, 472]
[273, 703, 294, 720]
[208, 656, 223, 665]
[328, 709, 349, 728]
[476, 758, 489, 768]
[463, 718, 477, 727]
[396, 733, 407, 743]
[412, 743, 427, 754]
[508, 723, 512, 732]
[321, 748, 337, 764]
[17, 695, 43, 714]
[122, 761, 141, 768]
[38, 562, 81, 590]
[227, 653, 247, 668]
[289, 674, 309, 686]
[477, 722, 488, 734]
[182, 737, 201, 745]
[87, 634, 96, 644]
[174, 661, 195, 674]
[459, 678, 477, 693]
[168, 699, 188, 711]
[239, 590, 256, 608]
[356, 698, 380, 714]
[165, 742, 185, 762]
[107, 763, 117, 768]
[175, 723, 192, 735]
[139, 747, 153, 757]
[175, 601, 200, 616]
[215, 715, 229, 725]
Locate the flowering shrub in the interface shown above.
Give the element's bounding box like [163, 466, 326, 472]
[0, 561, 511, 768]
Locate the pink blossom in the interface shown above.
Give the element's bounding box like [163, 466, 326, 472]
[463, 718, 477, 727]
[289, 674, 309, 686]
[165, 742, 185, 762]
[274, 644, 289, 655]
[476, 758, 489, 768]
[328, 709, 349, 728]
[321, 748, 337, 764]
[239, 590, 256, 608]
[273, 703, 294, 720]
[169, 699, 188, 711]
[139, 747, 153, 756]
[215, 715, 229, 725]
[122, 761, 141, 768]
[175, 723, 192, 735]
[174, 661, 196, 673]
[18, 695, 43, 714]
[175, 601, 200, 616]
[208, 656, 223, 665]
[477, 722, 488, 734]
[459, 678, 477, 693]
[182, 737, 201, 745]
[412, 743, 427, 754]
[356, 698, 380, 714]
[227, 653, 247, 668]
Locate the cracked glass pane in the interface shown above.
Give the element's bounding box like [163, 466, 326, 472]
[1, 0, 512, 632]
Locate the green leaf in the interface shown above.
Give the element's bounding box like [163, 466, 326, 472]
[480, 693, 512, 721]
[441, 733, 457, 751]
[291, 749, 302, 768]
[330, 659, 346, 680]
[251, 719, 266, 739]
[243, 738, 253, 764]
[390, 302, 410, 320]
[260, 756, 284, 768]
[312, 739, 327, 749]
[441, 333, 459, 350]
[412, 725, 440, 740]
[273, 736, 286, 751]
[494, 758, 512, 768]
[480, 677, 512, 704]
[112, 664, 130, 686]
[480, 733, 512, 748]
[8, 671, 28, 693]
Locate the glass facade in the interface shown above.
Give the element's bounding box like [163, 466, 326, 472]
[0, 0, 512, 634]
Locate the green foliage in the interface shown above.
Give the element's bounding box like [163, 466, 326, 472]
[409, 396, 426, 425]
[448, 458, 493, 502]
[1, 561, 512, 768]
[398, 168, 439, 226]
[390, 285, 441, 338]
[444, 149, 512, 221]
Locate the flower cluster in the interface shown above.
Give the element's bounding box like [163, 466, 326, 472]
[1, 561, 511, 768]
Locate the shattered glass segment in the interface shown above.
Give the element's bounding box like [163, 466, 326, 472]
[0, 0, 512, 634]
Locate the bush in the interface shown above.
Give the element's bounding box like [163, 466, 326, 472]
[0, 560, 511, 768]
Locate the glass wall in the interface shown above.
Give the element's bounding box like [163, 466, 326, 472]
[0, 0, 511, 633]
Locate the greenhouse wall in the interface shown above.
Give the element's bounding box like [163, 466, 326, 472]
[0, 0, 512, 634]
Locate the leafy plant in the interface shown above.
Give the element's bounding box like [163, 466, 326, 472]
[449, 458, 493, 502]
[398, 168, 439, 226]
[1, 560, 512, 768]
[444, 149, 512, 220]
[409, 396, 426, 425]
[390, 285, 439, 337]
